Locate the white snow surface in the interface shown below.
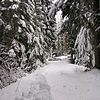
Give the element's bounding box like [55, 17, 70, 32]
[0, 56, 100, 100]
[52, 0, 58, 3]
[0, 73, 53, 100]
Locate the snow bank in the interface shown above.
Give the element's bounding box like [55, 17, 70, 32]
[0, 72, 53, 100]
[56, 55, 68, 60]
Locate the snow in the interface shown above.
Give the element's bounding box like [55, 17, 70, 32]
[63, 16, 69, 22]
[18, 27, 22, 33]
[13, 14, 18, 18]
[5, 25, 11, 30]
[52, 0, 58, 3]
[64, 0, 68, 3]
[56, 55, 68, 60]
[9, 4, 19, 10]
[0, 56, 100, 100]
[8, 49, 16, 57]
[74, 26, 95, 68]
[55, 10, 62, 33]
[29, 25, 34, 33]
[0, 73, 53, 100]
[26, 32, 32, 43]
[40, 57, 100, 100]
[9, 0, 13, 2]
[48, 0, 64, 19]
[9, 0, 21, 3]
[96, 26, 100, 32]
[19, 19, 26, 28]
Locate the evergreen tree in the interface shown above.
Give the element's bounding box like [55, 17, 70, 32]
[0, 0, 56, 88]
[49, 0, 100, 68]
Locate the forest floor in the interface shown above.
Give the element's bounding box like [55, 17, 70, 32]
[0, 56, 100, 100]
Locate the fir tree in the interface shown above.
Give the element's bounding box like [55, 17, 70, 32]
[0, 0, 56, 88]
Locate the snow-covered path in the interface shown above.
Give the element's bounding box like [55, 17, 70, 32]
[40, 57, 100, 100]
[0, 56, 100, 100]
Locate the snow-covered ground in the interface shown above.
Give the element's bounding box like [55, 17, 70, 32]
[0, 56, 100, 100]
[0, 72, 53, 100]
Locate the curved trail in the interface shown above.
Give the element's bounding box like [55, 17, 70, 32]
[40, 57, 100, 100]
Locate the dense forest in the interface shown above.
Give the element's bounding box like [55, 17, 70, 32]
[0, 0, 100, 88]
[50, 0, 100, 69]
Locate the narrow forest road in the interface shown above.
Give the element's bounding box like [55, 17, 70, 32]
[40, 56, 100, 100]
[0, 56, 100, 100]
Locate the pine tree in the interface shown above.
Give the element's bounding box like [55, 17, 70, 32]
[0, 0, 56, 88]
[49, 0, 100, 68]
